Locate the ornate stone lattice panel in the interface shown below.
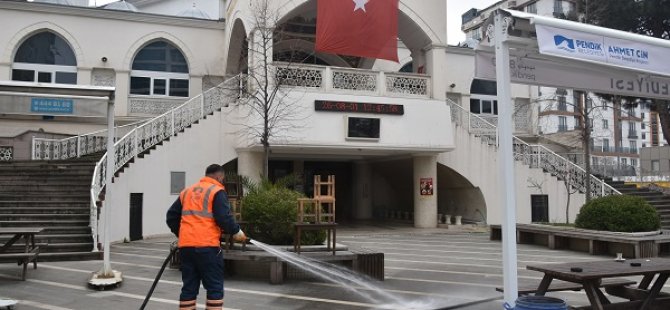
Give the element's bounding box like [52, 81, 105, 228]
[91, 69, 116, 87]
[0, 146, 12, 161]
[129, 98, 186, 115]
[332, 70, 377, 92]
[276, 67, 323, 88]
[385, 74, 429, 97]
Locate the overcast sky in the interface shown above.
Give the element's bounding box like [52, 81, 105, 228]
[92, 0, 498, 45]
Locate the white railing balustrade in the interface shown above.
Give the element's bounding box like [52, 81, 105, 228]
[273, 62, 431, 98]
[32, 122, 143, 160]
[88, 76, 242, 251]
[447, 99, 620, 198]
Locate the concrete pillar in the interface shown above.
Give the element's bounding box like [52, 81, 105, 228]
[354, 162, 373, 220]
[115, 71, 130, 117]
[237, 150, 263, 184]
[425, 45, 448, 100]
[249, 28, 274, 82]
[0, 64, 10, 80]
[410, 49, 426, 73]
[413, 155, 438, 228]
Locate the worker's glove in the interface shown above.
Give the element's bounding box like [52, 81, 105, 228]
[232, 230, 247, 242]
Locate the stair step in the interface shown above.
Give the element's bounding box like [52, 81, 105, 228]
[0, 220, 89, 227]
[41, 226, 92, 234]
[0, 233, 92, 243]
[0, 214, 89, 221]
[0, 202, 90, 208]
[0, 207, 89, 214]
[0, 195, 89, 202]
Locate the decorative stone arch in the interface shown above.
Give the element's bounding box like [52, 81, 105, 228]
[3, 22, 85, 66]
[226, 18, 249, 75]
[437, 163, 488, 224]
[123, 32, 195, 74]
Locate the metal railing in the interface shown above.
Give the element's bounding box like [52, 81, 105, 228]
[448, 99, 620, 198]
[31, 121, 146, 160]
[87, 76, 242, 251]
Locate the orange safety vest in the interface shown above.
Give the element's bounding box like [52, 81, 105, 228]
[178, 176, 225, 248]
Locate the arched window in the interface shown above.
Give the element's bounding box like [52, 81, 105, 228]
[130, 41, 189, 97]
[12, 31, 77, 84]
[470, 79, 498, 116]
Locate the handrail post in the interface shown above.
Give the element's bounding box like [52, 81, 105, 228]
[324, 67, 333, 92]
[378, 71, 386, 96]
[133, 126, 139, 159]
[171, 110, 175, 136]
[31, 136, 37, 160]
[76, 136, 82, 158]
[200, 95, 205, 119]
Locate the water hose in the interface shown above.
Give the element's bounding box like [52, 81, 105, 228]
[139, 244, 177, 310]
[431, 296, 503, 310]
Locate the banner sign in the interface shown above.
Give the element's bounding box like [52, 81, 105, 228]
[315, 100, 404, 115]
[536, 24, 670, 76]
[475, 50, 670, 100]
[31, 98, 74, 114]
[0, 94, 108, 117]
[420, 178, 433, 196]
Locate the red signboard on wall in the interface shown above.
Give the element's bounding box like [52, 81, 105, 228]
[420, 178, 433, 196]
[315, 100, 404, 115]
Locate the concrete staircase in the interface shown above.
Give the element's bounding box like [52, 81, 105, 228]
[0, 157, 102, 261]
[607, 181, 670, 229]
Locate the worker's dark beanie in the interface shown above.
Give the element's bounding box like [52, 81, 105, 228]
[205, 164, 224, 175]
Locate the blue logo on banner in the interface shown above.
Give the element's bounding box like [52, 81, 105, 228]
[31, 98, 74, 114]
[554, 35, 575, 51]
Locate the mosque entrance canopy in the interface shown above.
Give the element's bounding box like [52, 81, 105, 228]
[0, 81, 113, 117]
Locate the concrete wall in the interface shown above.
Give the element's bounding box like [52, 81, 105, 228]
[640, 146, 670, 175]
[439, 123, 586, 225]
[102, 108, 238, 243]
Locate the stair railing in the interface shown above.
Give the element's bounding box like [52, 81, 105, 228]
[448, 99, 620, 198]
[89, 75, 244, 251]
[31, 121, 146, 160]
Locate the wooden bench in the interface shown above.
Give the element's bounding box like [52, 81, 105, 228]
[293, 223, 337, 255]
[496, 278, 636, 296]
[490, 224, 670, 258]
[0, 246, 40, 281]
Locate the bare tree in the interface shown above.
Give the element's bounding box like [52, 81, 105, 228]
[232, 0, 308, 178]
[563, 169, 580, 224]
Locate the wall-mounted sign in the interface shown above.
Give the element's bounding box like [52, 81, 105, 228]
[315, 100, 404, 115]
[420, 178, 433, 196]
[31, 98, 74, 114]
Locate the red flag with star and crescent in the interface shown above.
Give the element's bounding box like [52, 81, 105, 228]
[315, 0, 399, 62]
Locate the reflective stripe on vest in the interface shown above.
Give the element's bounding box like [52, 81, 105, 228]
[181, 184, 217, 218]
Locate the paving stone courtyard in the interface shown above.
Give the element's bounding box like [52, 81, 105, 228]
[2, 223, 668, 310]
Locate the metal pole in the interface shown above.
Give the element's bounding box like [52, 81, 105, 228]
[102, 100, 115, 276]
[494, 12, 519, 304]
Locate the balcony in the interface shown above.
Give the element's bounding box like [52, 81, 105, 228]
[558, 124, 569, 132]
[628, 131, 639, 139]
[274, 63, 431, 99]
[591, 145, 639, 155]
[557, 103, 568, 112]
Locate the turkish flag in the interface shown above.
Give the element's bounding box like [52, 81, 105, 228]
[315, 0, 399, 62]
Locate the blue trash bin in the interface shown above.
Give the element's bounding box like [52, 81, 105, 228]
[503, 296, 567, 310]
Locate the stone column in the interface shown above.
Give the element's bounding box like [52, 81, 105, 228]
[354, 162, 373, 220]
[115, 71, 130, 117]
[413, 155, 438, 228]
[425, 45, 448, 100]
[0, 63, 10, 80]
[237, 150, 263, 184]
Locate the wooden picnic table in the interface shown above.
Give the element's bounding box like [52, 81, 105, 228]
[527, 258, 670, 310]
[0, 227, 44, 280]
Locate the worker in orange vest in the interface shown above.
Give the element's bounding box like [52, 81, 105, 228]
[166, 164, 246, 310]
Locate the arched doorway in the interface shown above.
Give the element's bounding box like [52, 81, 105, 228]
[437, 164, 487, 224]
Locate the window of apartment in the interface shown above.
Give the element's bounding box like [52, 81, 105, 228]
[558, 116, 567, 132]
[602, 119, 609, 129]
[630, 140, 637, 152]
[642, 132, 647, 140]
[621, 158, 628, 166]
[12, 31, 77, 84]
[557, 96, 567, 111]
[631, 159, 638, 167]
[130, 41, 189, 97]
[652, 160, 660, 172]
[603, 139, 610, 151]
[641, 112, 646, 119]
[526, 2, 537, 14]
[642, 122, 646, 129]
